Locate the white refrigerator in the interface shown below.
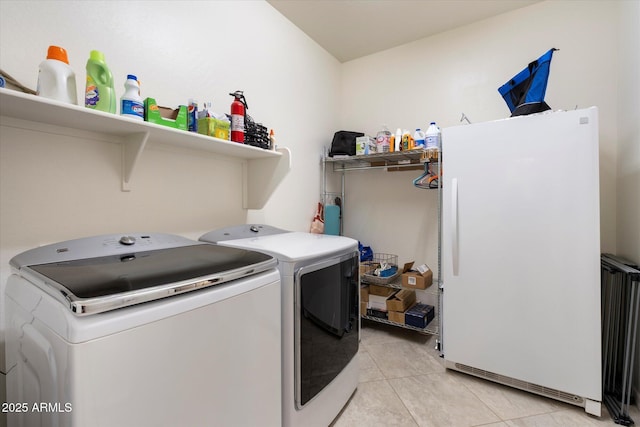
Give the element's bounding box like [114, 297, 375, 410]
[441, 107, 602, 415]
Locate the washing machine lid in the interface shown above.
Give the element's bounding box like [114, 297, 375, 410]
[10, 233, 276, 316]
[200, 228, 358, 262]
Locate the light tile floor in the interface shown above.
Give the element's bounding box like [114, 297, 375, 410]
[331, 320, 639, 427]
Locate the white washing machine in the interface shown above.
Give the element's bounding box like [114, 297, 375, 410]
[200, 225, 360, 427]
[5, 233, 282, 427]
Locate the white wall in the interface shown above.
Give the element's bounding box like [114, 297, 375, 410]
[617, 0, 640, 406]
[0, 0, 340, 388]
[338, 0, 620, 274]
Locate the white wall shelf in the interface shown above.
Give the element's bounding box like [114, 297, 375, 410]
[0, 88, 290, 208]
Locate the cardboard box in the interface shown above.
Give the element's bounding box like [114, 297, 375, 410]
[368, 285, 396, 297]
[387, 157, 423, 172]
[360, 301, 367, 316]
[405, 303, 435, 329]
[360, 285, 369, 303]
[355, 135, 376, 155]
[144, 98, 188, 130]
[401, 262, 433, 290]
[368, 292, 395, 311]
[197, 117, 230, 140]
[386, 289, 417, 312]
[388, 310, 405, 324]
[388, 301, 419, 325]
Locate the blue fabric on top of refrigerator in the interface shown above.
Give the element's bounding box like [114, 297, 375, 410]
[498, 48, 558, 116]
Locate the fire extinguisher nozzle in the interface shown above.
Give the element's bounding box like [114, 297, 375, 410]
[229, 90, 248, 110]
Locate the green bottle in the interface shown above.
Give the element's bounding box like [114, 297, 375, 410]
[85, 50, 116, 113]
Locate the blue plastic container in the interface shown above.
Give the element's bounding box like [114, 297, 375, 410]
[324, 205, 340, 235]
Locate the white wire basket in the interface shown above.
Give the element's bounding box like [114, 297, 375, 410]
[361, 253, 399, 285]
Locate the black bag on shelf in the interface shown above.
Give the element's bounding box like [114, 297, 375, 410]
[329, 130, 364, 157]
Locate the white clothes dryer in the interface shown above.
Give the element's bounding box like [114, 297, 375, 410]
[5, 233, 282, 427]
[200, 225, 359, 427]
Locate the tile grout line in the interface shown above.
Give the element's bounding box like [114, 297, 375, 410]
[362, 327, 449, 426]
[364, 336, 422, 426]
[386, 375, 422, 427]
[448, 372, 506, 425]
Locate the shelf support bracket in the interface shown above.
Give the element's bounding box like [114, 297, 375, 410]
[242, 147, 292, 209]
[121, 131, 150, 191]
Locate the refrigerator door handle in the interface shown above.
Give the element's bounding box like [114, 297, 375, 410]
[451, 178, 459, 276]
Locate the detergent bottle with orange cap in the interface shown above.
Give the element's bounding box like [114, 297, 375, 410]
[85, 50, 115, 113]
[36, 45, 78, 105]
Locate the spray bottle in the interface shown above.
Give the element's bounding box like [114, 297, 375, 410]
[229, 90, 247, 143]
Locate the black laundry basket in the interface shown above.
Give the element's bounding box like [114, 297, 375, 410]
[498, 48, 558, 116]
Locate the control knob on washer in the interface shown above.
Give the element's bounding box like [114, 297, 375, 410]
[119, 236, 136, 245]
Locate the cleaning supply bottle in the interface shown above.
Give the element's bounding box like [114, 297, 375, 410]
[394, 128, 402, 152]
[401, 130, 412, 151]
[120, 74, 144, 121]
[375, 125, 391, 153]
[425, 122, 441, 150]
[36, 45, 77, 105]
[85, 50, 115, 113]
[229, 90, 247, 143]
[187, 98, 198, 132]
[413, 128, 425, 149]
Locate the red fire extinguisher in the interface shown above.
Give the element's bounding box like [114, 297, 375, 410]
[229, 90, 247, 143]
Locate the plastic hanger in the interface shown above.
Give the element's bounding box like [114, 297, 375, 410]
[413, 161, 440, 189]
[413, 162, 432, 189]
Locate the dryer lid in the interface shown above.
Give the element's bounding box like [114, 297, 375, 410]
[199, 224, 290, 243]
[202, 231, 358, 262]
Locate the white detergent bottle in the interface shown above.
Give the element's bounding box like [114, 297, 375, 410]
[37, 45, 78, 105]
[425, 122, 441, 150]
[120, 74, 144, 120]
